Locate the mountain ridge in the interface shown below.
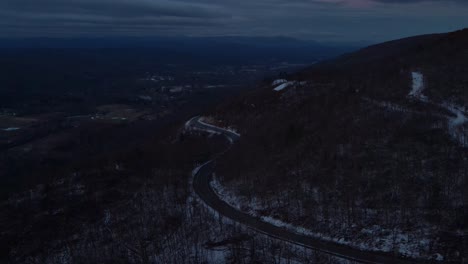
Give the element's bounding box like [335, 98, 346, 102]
[209, 28, 468, 262]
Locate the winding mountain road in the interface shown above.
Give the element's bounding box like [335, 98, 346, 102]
[188, 116, 421, 264]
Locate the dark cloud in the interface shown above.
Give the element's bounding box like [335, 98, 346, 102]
[2, 0, 225, 18]
[1, 0, 467, 41]
[374, 0, 466, 2]
[0, 0, 231, 38]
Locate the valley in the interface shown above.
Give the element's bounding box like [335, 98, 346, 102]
[1, 29, 468, 264]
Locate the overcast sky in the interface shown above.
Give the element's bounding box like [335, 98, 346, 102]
[1, 0, 467, 42]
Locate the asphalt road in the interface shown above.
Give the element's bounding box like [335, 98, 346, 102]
[189, 116, 422, 264]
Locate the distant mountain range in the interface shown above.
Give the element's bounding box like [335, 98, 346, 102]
[0, 36, 358, 63]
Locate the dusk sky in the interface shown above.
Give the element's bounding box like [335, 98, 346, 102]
[1, 0, 467, 42]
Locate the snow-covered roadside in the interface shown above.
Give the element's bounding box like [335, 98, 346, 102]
[184, 194, 234, 263]
[189, 194, 339, 264]
[198, 117, 241, 137]
[191, 160, 213, 177]
[191, 164, 314, 263]
[185, 115, 200, 129]
[210, 176, 444, 261]
[184, 116, 225, 138]
[191, 125, 222, 136]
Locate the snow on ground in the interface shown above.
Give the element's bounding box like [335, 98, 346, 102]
[225, 127, 240, 137]
[190, 191, 329, 264]
[185, 116, 200, 129]
[441, 102, 467, 126]
[435, 253, 444, 261]
[210, 176, 244, 211]
[272, 79, 288, 86]
[191, 126, 221, 136]
[2, 127, 21, 131]
[185, 116, 238, 144]
[440, 102, 468, 147]
[363, 98, 447, 119]
[170, 86, 183, 93]
[272, 80, 309, 92]
[271, 79, 309, 92]
[364, 98, 408, 113]
[198, 117, 241, 137]
[273, 81, 295, 92]
[210, 176, 443, 261]
[408, 72, 428, 101]
[206, 248, 229, 264]
[185, 117, 222, 136]
[138, 95, 152, 101]
[407, 71, 468, 147]
[192, 160, 212, 177]
[205, 85, 227, 89]
[400, 70, 468, 147]
[261, 212, 436, 259]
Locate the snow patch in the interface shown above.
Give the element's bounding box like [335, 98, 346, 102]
[138, 95, 152, 101]
[272, 79, 287, 86]
[185, 116, 239, 144]
[192, 126, 222, 137]
[185, 116, 200, 129]
[364, 98, 408, 113]
[205, 85, 226, 89]
[408, 72, 428, 101]
[273, 81, 295, 92]
[198, 118, 241, 137]
[210, 177, 243, 211]
[441, 102, 468, 147]
[2, 127, 20, 131]
[170, 86, 183, 93]
[434, 253, 444, 261]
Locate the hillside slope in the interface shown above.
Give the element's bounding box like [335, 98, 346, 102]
[210, 29, 468, 262]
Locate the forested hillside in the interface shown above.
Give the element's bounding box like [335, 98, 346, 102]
[211, 29, 468, 262]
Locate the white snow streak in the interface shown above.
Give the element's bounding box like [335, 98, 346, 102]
[185, 115, 200, 129]
[273, 81, 295, 92]
[405, 71, 467, 147]
[198, 118, 241, 137]
[409, 72, 428, 101]
[272, 79, 287, 86]
[441, 102, 468, 147]
[2, 127, 21, 131]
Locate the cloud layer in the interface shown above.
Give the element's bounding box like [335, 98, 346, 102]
[1, 0, 467, 42]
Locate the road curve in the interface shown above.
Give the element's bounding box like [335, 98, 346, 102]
[188, 116, 421, 264]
